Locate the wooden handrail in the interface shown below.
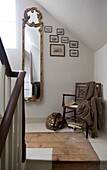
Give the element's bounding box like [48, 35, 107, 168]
[0, 37, 18, 77]
[0, 71, 26, 157]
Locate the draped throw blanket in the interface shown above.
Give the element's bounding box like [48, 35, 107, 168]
[77, 81, 102, 138]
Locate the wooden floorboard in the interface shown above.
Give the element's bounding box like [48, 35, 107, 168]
[25, 132, 100, 170]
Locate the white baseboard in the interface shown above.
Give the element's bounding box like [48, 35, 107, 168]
[26, 117, 46, 124]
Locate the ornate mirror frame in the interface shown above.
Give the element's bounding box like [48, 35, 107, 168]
[22, 7, 43, 102]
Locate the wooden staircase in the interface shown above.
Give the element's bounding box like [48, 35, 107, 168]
[0, 38, 26, 170]
[25, 132, 100, 170]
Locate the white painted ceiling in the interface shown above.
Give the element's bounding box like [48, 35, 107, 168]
[35, 0, 107, 52]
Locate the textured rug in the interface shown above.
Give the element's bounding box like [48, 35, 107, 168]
[26, 132, 100, 170]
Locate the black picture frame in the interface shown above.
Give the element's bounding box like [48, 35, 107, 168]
[56, 28, 64, 35]
[44, 26, 52, 33]
[69, 50, 79, 57]
[69, 40, 78, 48]
[50, 35, 59, 43]
[61, 37, 69, 43]
[50, 44, 65, 57]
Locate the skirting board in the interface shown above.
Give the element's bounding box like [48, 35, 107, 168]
[26, 117, 46, 124]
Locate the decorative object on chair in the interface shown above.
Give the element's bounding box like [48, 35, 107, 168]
[57, 28, 64, 35]
[50, 44, 65, 57]
[69, 40, 78, 48]
[69, 50, 79, 57]
[44, 26, 52, 33]
[50, 35, 59, 43]
[61, 37, 69, 43]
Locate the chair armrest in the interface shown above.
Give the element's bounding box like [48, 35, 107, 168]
[62, 94, 75, 106]
[63, 93, 75, 97]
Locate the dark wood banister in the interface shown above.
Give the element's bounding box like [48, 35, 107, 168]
[0, 71, 26, 158]
[0, 37, 26, 162]
[0, 37, 18, 77]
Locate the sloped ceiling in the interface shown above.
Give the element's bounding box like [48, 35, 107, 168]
[35, 0, 107, 52]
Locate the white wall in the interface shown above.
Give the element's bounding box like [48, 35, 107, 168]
[94, 43, 107, 130]
[7, 0, 94, 120]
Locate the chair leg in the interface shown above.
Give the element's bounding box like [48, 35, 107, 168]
[63, 107, 66, 124]
[86, 122, 89, 138]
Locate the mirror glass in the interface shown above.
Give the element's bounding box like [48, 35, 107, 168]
[22, 7, 43, 102]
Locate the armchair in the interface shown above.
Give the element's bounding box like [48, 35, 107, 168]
[62, 82, 102, 138]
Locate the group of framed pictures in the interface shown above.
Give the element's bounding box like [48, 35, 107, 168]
[44, 26, 79, 57]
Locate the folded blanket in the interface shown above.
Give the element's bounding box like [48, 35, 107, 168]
[84, 81, 98, 100]
[76, 81, 102, 138]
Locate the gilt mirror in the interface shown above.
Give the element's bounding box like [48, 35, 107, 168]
[22, 7, 43, 102]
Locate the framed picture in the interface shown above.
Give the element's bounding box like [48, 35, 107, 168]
[56, 28, 64, 35]
[69, 50, 79, 57]
[44, 26, 52, 33]
[50, 35, 59, 43]
[69, 40, 78, 48]
[50, 44, 65, 57]
[61, 37, 69, 43]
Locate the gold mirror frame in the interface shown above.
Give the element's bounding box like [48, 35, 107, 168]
[22, 7, 43, 102]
